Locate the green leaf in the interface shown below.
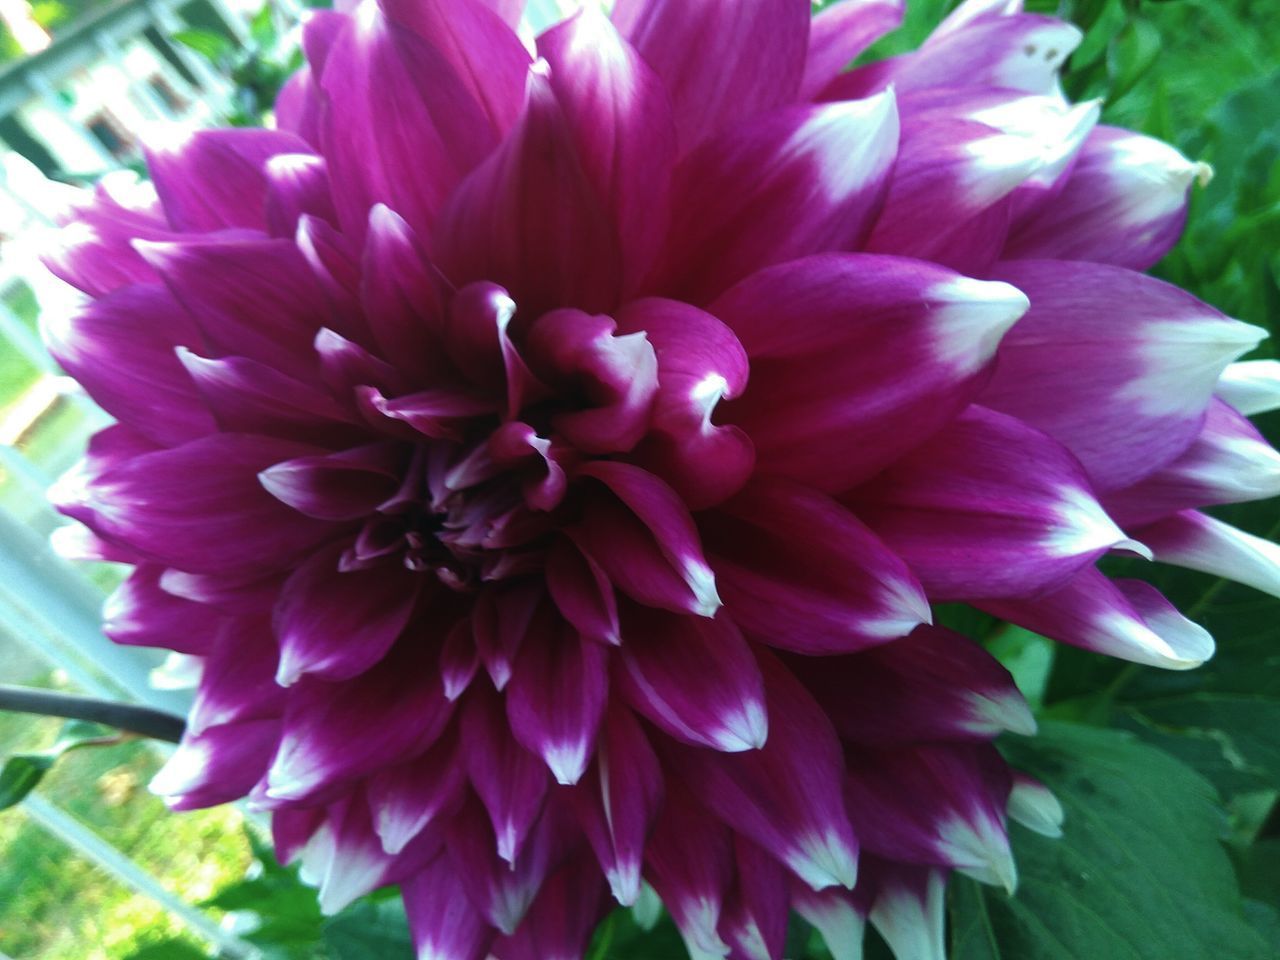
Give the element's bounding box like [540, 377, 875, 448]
[121, 940, 212, 960]
[172, 29, 234, 65]
[323, 898, 413, 960]
[0, 753, 55, 809]
[0, 719, 116, 810]
[950, 722, 1271, 959]
[1105, 17, 1162, 103]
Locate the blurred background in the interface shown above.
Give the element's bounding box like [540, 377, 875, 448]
[0, 0, 1277, 958]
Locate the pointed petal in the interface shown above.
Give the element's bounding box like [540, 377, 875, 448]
[719, 837, 790, 960]
[138, 237, 331, 384]
[1216, 359, 1280, 416]
[489, 855, 609, 960]
[803, 0, 905, 99]
[642, 780, 735, 958]
[867, 863, 947, 960]
[852, 405, 1143, 600]
[187, 615, 283, 735]
[616, 606, 767, 753]
[102, 565, 225, 654]
[570, 702, 663, 906]
[611, 0, 809, 152]
[146, 128, 314, 231]
[546, 536, 620, 645]
[711, 253, 1028, 491]
[791, 885, 867, 960]
[538, 7, 676, 291]
[703, 477, 930, 654]
[665, 651, 858, 891]
[273, 541, 423, 684]
[265, 645, 454, 802]
[369, 729, 467, 856]
[1006, 126, 1208, 270]
[462, 685, 550, 864]
[43, 285, 214, 446]
[150, 718, 279, 810]
[176, 348, 363, 446]
[844, 743, 1015, 889]
[1132, 510, 1280, 601]
[403, 856, 494, 960]
[471, 582, 543, 690]
[792, 624, 1035, 744]
[1007, 772, 1064, 839]
[64, 433, 337, 576]
[259, 442, 408, 521]
[981, 260, 1267, 490]
[435, 68, 622, 316]
[579, 462, 720, 616]
[1103, 399, 1280, 524]
[979, 566, 1215, 670]
[506, 614, 609, 784]
[655, 91, 900, 303]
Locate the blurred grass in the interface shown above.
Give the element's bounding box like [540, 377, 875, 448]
[0, 672, 251, 959]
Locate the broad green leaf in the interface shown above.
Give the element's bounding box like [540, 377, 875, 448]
[950, 722, 1271, 959]
[323, 898, 413, 960]
[121, 940, 212, 960]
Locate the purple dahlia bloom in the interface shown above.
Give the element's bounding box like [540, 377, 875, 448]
[41, 0, 1280, 956]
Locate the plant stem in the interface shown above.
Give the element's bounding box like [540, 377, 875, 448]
[0, 685, 185, 743]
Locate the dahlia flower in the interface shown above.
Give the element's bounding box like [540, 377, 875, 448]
[41, 0, 1280, 957]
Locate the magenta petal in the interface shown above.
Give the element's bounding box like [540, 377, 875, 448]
[146, 128, 315, 231]
[69, 434, 338, 576]
[852, 405, 1141, 600]
[570, 702, 663, 906]
[462, 685, 550, 864]
[655, 90, 899, 303]
[612, 0, 810, 152]
[664, 651, 858, 891]
[102, 565, 224, 655]
[643, 781, 735, 957]
[793, 625, 1035, 745]
[151, 718, 279, 811]
[616, 297, 755, 507]
[490, 854, 609, 960]
[264, 153, 337, 239]
[712, 253, 1028, 492]
[259, 442, 408, 521]
[187, 615, 283, 735]
[720, 837, 790, 960]
[506, 615, 609, 785]
[1132, 510, 1280, 600]
[704, 477, 930, 654]
[981, 260, 1266, 490]
[273, 541, 423, 684]
[545, 537, 620, 646]
[368, 729, 467, 856]
[138, 237, 331, 384]
[265, 646, 454, 803]
[979, 566, 1215, 670]
[44, 285, 214, 446]
[403, 855, 494, 960]
[525, 309, 658, 453]
[471, 582, 543, 690]
[578, 462, 720, 616]
[844, 743, 1015, 890]
[436, 69, 622, 316]
[539, 8, 677, 293]
[615, 606, 767, 753]
[1102, 399, 1280, 525]
[803, 0, 905, 98]
[319, 3, 500, 237]
[1006, 126, 1206, 270]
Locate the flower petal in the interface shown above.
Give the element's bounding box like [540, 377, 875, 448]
[712, 253, 1028, 492]
[981, 260, 1267, 490]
